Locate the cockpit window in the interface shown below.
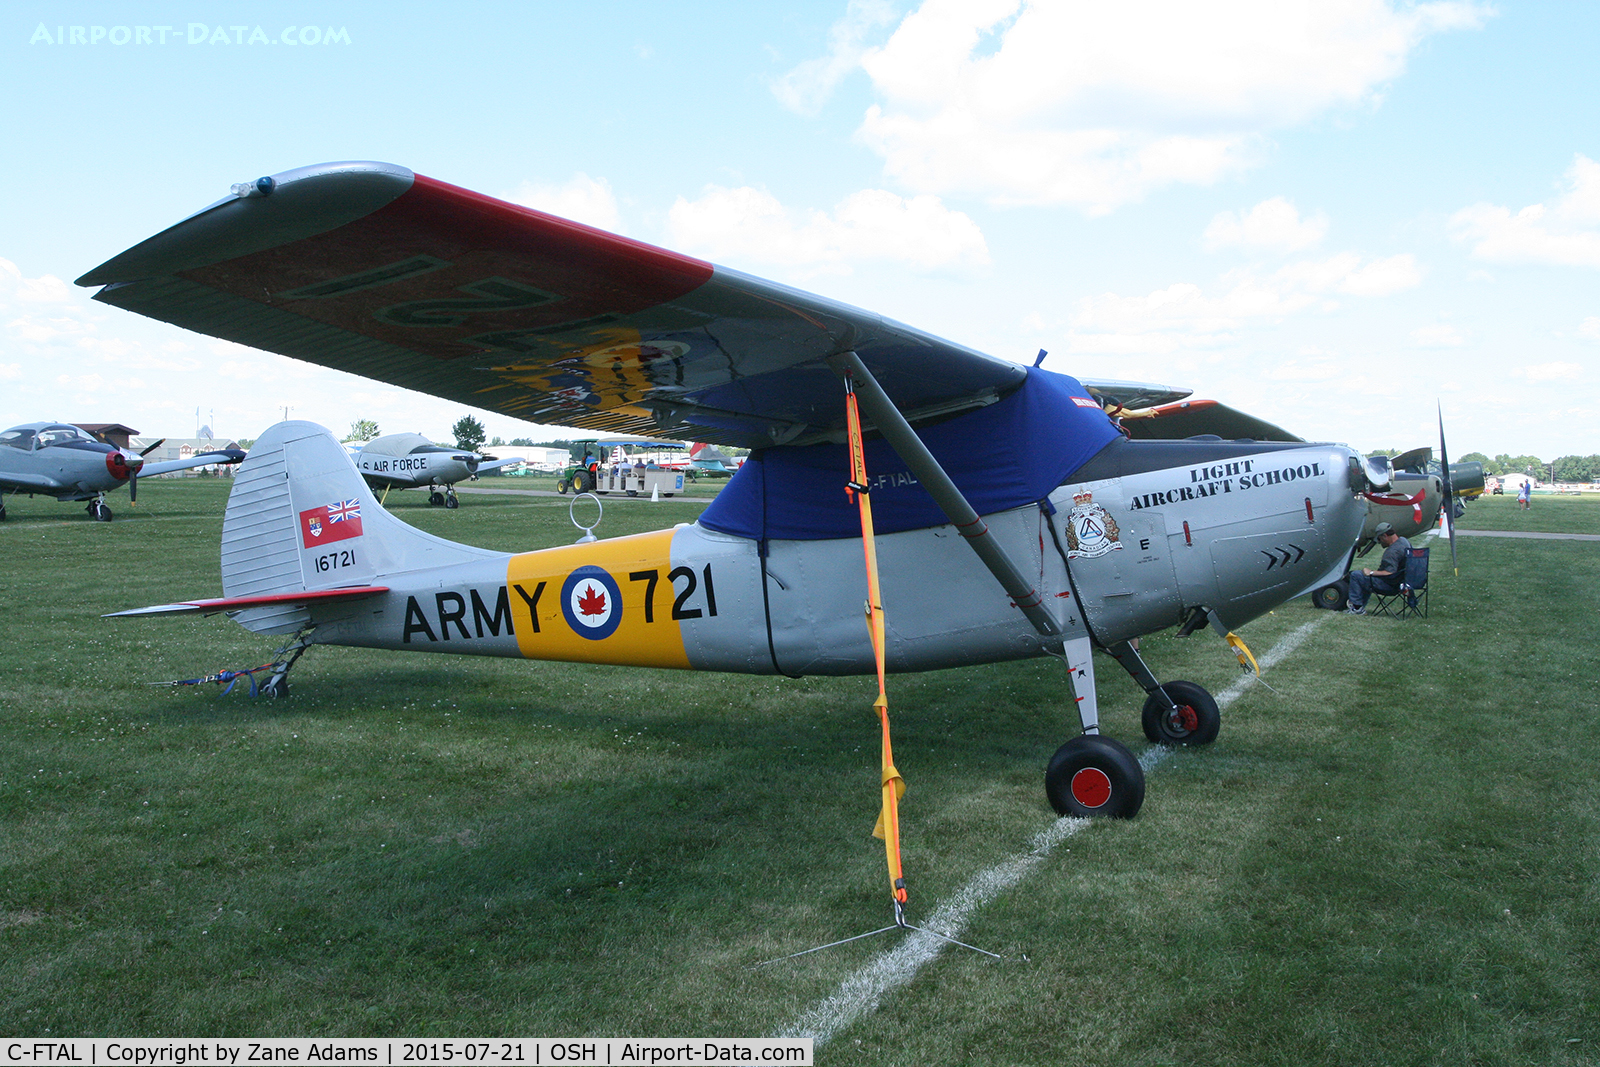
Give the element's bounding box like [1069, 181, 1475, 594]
[0, 428, 36, 449]
[37, 425, 94, 447]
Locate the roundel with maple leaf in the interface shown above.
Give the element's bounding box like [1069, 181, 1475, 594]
[561, 565, 623, 641]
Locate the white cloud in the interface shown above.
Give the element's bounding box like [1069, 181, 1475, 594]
[1410, 324, 1466, 347]
[1451, 154, 1600, 266]
[807, 0, 1490, 211]
[506, 173, 623, 232]
[1068, 251, 1424, 352]
[1204, 197, 1329, 252]
[771, 0, 898, 115]
[1579, 316, 1600, 340]
[0, 363, 20, 381]
[1514, 362, 1583, 382]
[665, 185, 989, 273]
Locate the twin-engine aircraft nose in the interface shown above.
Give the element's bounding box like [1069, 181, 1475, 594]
[455, 454, 479, 474]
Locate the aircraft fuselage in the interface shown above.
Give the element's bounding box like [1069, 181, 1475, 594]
[270, 439, 1365, 676]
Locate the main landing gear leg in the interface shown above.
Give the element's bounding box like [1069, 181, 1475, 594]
[444, 485, 459, 509]
[1106, 639, 1221, 746]
[1044, 636, 1145, 819]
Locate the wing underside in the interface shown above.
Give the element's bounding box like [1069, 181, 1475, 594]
[79, 162, 1026, 449]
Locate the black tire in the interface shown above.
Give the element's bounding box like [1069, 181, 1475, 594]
[261, 676, 289, 699]
[1045, 734, 1145, 818]
[444, 495, 459, 509]
[557, 479, 569, 495]
[93, 502, 113, 522]
[1141, 680, 1220, 746]
[1312, 580, 1349, 611]
[572, 470, 593, 493]
[428, 491, 444, 506]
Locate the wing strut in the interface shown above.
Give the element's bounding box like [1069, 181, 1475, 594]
[829, 351, 1062, 639]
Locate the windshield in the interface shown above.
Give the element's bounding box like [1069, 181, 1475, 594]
[37, 425, 96, 447]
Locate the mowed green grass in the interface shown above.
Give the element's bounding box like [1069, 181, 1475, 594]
[2, 482, 1598, 1064]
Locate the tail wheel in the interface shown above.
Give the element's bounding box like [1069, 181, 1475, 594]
[1045, 734, 1145, 818]
[1141, 680, 1220, 746]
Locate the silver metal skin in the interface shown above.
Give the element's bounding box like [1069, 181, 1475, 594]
[352, 431, 517, 505]
[193, 422, 1365, 679]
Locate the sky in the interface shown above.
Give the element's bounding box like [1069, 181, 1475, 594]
[2, 1, 1596, 460]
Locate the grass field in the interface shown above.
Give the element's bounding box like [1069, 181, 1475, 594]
[2, 482, 1598, 1063]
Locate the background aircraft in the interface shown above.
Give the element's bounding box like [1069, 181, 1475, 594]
[0, 421, 244, 521]
[87, 161, 1379, 827]
[354, 431, 516, 508]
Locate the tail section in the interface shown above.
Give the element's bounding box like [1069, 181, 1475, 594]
[222, 421, 501, 633]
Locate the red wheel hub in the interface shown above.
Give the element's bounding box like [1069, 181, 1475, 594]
[1070, 767, 1112, 809]
[1170, 704, 1199, 733]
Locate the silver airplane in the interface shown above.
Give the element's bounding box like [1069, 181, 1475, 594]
[86, 161, 1384, 821]
[354, 431, 516, 508]
[0, 421, 244, 521]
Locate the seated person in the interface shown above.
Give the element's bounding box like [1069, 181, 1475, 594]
[1347, 521, 1411, 615]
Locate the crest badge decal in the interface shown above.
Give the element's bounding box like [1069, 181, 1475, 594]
[1065, 491, 1123, 559]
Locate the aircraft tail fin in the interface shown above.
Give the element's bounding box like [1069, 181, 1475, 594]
[221, 421, 501, 634]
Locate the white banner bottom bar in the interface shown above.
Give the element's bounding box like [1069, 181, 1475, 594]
[1, 1041, 812, 1067]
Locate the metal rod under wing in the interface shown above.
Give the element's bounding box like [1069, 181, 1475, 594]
[828, 351, 1062, 639]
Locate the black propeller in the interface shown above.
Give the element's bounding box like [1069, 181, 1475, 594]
[1437, 402, 1458, 576]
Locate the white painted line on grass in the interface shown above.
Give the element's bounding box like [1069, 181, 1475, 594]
[773, 615, 1331, 1047]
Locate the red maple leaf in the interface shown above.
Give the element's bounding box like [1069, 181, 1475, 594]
[577, 584, 608, 616]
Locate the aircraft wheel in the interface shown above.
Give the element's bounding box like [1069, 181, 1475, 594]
[92, 502, 114, 522]
[444, 495, 459, 509]
[1045, 734, 1144, 818]
[428, 491, 445, 506]
[627, 490, 638, 497]
[261, 675, 289, 699]
[1312, 580, 1349, 611]
[1141, 680, 1220, 745]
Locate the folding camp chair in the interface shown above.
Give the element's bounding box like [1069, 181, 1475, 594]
[1370, 546, 1429, 619]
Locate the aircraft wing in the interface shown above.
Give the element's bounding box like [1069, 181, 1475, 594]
[356, 469, 419, 489]
[475, 457, 522, 474]
[0, 469, 67, 493]
[78, 162, 1028, 450]
[104, 585, 389, 618]
[141, 448, 247, 477]
[1116, 399, 1303, 442]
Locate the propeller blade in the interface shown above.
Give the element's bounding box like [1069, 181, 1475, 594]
[129, 469, 138, 504]
[139, 438, 166, 457]
[1437, 402, 1458, 576]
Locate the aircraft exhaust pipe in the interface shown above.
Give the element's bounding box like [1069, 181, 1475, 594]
[1350, 454, 1391, 494]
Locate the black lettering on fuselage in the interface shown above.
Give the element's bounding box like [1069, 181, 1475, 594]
[471, 586, 513, 637]
[513, 581, 546, 633]
[436, 592, 470, 639]
[403, 597, 437, 643]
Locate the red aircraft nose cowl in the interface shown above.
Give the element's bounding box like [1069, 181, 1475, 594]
[104, 450, 144, 481]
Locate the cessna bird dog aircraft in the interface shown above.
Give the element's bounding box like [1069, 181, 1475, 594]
[0, 421, 244, 521]
[83, 161, 1381, 824]
[354, 431, 516, 508]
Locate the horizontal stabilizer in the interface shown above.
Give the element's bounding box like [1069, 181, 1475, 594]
[104, 585, 389, 618]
